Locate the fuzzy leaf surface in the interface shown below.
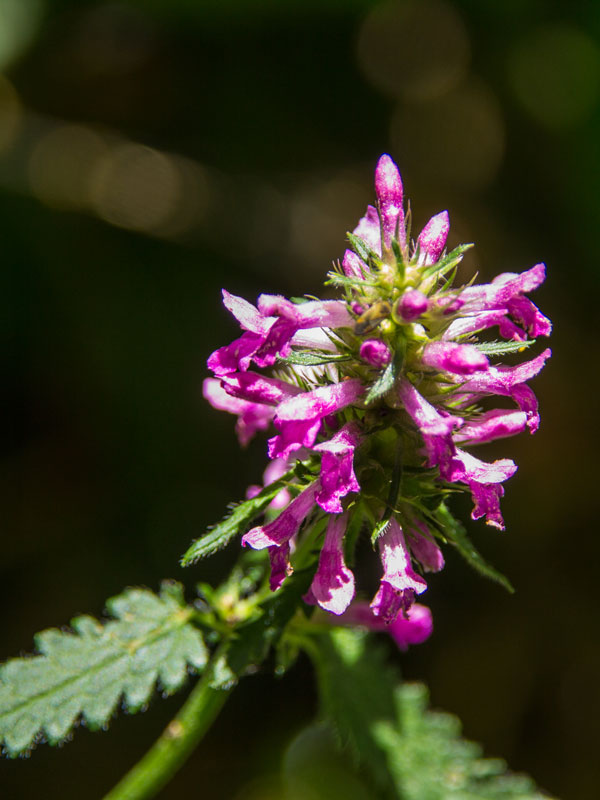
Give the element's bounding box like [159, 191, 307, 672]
[376, 683, 547, 799]
[181, 474, 294, 565]
[435, 503, 514, 592]
[0, 582, 207, 756]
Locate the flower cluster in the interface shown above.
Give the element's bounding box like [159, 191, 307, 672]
[203, 154, 551, 642]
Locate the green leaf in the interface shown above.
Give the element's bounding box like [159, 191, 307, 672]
[365, 360, 396, 405]
[422, 243, 473, 281]
[307, 628, 399, 796]
[0, 582, 207, 756]
[435, 503, 514, 592]
[278, 351, 352, 366]
[375, 683, 546, 799]
[181, 473, 295, 566]
[473, 339, 536, 357]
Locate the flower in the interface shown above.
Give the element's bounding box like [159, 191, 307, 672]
[204, 154, 551, 637]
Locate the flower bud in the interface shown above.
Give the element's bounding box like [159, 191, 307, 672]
[397, 289, 429, 322]
[359, 339, 392, 368]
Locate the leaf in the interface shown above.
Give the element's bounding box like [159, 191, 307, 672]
[0, 582, 207, 756]
[375, 683, 547, 799]
[365, 359, 396, 405]
[422, 243, 473, 281]
[278, 351, 352, 366]
[181, 473, 294, 566]
[308, 628, 399, 797]
[473, 339, 536, 357]
[306, 629, 545, 800]
[435, 503, 514, 592]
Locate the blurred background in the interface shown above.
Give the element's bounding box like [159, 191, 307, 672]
[1, 0, 598, 797]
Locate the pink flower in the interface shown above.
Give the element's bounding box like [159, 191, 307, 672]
[304, 513, 355, 615]
[370, 518, 428, 623]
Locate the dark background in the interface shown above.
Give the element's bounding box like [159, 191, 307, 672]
[2, 1, 598, 798]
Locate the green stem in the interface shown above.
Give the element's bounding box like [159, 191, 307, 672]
[103, 656, 233, 800]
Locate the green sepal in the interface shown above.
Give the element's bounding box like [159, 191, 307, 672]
[346, 232, 381, 271]
[326, 271, 380, 289]
[435, 503, 514, 592]
[473, 339, 536, 357]
[210, 567, 314, 689]
[278, 351, 352, 366]
[181, 471, 296, 566]
[0, 582, 207, 756]
[422, 243, 473, 281]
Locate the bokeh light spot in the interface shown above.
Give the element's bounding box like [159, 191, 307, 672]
[390, 79, 505, 191]
[357, 0, 469, 101]
[508, 25, 600, 129]
[28, 124, 108, 209]
[89, 143, 183, 233]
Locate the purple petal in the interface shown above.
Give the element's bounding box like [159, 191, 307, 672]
[221, 372, 301, 405]
[397, 289, 429, 322]
[388, 603, 433, 651]
[202, 378, 274, 446]
[443, 309, 528, 342]
[370, 518, 428, 623]
[422, 342, 489, 376]
[342, 249, 367, 278]
[417, 210, 449, 265]
[306, 513, 355, 615]
[332, 600, 433, 651]
[207, 330, 266, 377]
[222, 290, 273, 334]
[459, 263, 552, 338]
[407, 521, 445, 573]
[314, 423, 362, 513]
[454, 448, 518, 483]
[359, 339, 392, 369]
[469, 482, 506, 529]
[398, 379, 463, 479]
[375, 155, 405, 250]
[353, 204, 382, 255]
[269, 379, 364, 459]
[457, 348, 551, 431]
[268, 543, 292, 591]
[242, 482, 318, 549]
[453, 409, 528, 445]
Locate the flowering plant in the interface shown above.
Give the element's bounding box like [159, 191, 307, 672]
[0, 155, 551, 800]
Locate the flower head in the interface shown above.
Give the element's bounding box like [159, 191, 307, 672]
[204, 154, 551, 638]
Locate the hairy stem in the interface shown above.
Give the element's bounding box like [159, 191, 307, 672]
[103, 655, 233, 800]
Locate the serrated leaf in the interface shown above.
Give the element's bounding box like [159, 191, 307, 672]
[365, 360, 396, 405]
[436, 503, 514, 592]
[473, 339, 536, 356]
[278, 351, 352, 366]
[0, 582, 207, 756]
[374, 683, 546, 799]
[181, 473, 295, 566]
[308, 628, 399, 796]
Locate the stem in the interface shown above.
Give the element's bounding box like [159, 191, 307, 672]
[103, 657, 233, 800]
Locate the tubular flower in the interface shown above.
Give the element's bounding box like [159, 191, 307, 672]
[204, 153, 551, 639]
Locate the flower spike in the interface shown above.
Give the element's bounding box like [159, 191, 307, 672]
[204, 153, 551, 636]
